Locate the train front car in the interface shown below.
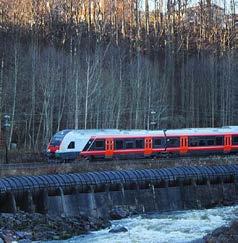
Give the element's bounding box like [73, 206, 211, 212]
[47, 130, 93, 161]
[47, 130, 72, 159]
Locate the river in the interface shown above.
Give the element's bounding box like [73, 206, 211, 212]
[47, 205, 238, 243]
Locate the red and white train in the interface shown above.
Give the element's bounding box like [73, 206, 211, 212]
[47, 126, 238, 161]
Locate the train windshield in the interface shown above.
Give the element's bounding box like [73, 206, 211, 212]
[50, 130, 71, 146]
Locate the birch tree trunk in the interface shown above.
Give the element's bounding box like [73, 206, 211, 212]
[75, 68, 79, 129]
[0, 59, 3, 129]
[9, 40, 19, 149]
[30, 41, 37, 150]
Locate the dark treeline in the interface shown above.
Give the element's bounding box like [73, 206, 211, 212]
[0, 0, 237, 151]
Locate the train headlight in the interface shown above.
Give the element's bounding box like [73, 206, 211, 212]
[47, 149, 51, 152]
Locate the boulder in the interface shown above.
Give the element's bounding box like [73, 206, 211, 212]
[0, 230, 16, 243]
[211, 226, 229, 237]
[109, 226, 128, 233]
[15, 231, 32, 239]
[109, 206, 130, 220]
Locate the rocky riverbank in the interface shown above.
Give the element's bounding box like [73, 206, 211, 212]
[0, 212, 110, 242]
[204, 220, 238, 242]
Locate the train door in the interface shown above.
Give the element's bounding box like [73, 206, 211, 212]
[144, 137, 152, 156]
[180, 136, 188, 154]
[105, 138, 114, 157]
[224, 135, 232, 153]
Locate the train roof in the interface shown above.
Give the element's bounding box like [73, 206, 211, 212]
[60, 126, 238, 138]
[166, 126, 238, 136]
[64, 129, 164, 137]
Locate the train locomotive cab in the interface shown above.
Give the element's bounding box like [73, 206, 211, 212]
[47, 129, 96, 161]
[47, 130, 72, 159]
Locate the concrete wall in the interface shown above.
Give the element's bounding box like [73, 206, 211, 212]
[46, 181, 238, 218]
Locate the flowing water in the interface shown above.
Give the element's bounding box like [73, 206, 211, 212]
[47, 205, 238, 243]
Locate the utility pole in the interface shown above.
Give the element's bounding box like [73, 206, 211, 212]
[150, 110, 157, 130]
[3, 114, 10, 164]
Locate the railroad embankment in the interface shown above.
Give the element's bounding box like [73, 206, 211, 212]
[0, 155, 238, 177]
[0, 150, 45, 164]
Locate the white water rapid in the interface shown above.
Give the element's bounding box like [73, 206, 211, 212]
[48, 205, 238, 243]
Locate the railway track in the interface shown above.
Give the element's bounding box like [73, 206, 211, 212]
[0, 154, 225, 169]
[0, 154, 237, 178]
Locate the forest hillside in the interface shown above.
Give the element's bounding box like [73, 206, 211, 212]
[0, 0, 237, 151]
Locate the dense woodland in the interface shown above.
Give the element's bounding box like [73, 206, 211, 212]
[0, 0, 237, 151]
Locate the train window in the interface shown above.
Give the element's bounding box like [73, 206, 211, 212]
[189, 136, 223, 147]
[201, 136, 216, 146]
[95, 140, 105, 150]
[83, 139, 93, 151]
[189, 137, 198, 147]
[50, 130, 71, 146]
[207, 140, 215, 146]
[136, 139, 144, 149]
[199, 140, 206, 146]
[50, 135, 63, 146]
[68, 141, 75, 149]
[216, 137, 224, 145]
[125, 140, 135, 149]
[153, 138, 163, 148]
[232, 136, 238, 145]
[166, 137, 180, 147]
[115, 140, 123, 150]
